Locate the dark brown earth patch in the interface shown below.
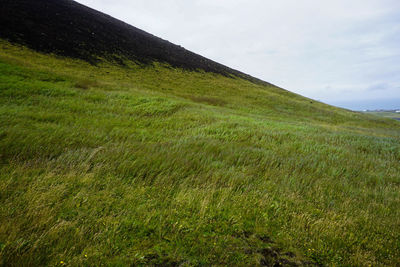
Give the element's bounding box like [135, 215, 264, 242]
[251, 235, 320, 267]
[139, 253, 181, 267]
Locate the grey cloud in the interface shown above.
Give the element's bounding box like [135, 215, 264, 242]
[366, 83, 389, 92]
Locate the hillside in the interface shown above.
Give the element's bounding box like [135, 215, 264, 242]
[363, 110, 400, 121]
[0, 0, 270, 86]
[1, 0, 400, 266]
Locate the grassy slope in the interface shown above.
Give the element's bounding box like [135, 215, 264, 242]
[364, 111, 400, 120]
[0, 41, 399, 266]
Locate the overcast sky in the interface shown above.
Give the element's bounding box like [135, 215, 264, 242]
[76, 0, 400, 110]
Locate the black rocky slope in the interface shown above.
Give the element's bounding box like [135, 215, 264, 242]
[0, 0, 271, 85]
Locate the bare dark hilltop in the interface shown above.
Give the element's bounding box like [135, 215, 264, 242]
[0, 0, 271, 85]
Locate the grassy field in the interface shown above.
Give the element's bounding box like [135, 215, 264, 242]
[0, 41, 399, 266]
[364, 111, 400, 120]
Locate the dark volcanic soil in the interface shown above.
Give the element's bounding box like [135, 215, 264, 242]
[0, 0, 270, 85]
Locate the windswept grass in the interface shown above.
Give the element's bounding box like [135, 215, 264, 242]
[0, 41, 399, 266]
[364, 111, 400, 121]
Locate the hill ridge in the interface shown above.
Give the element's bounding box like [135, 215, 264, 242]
[0, 0, 272, 86]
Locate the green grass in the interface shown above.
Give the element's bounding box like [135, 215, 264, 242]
[0, 41, 399, 266]
[364, 111, 400, 120]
